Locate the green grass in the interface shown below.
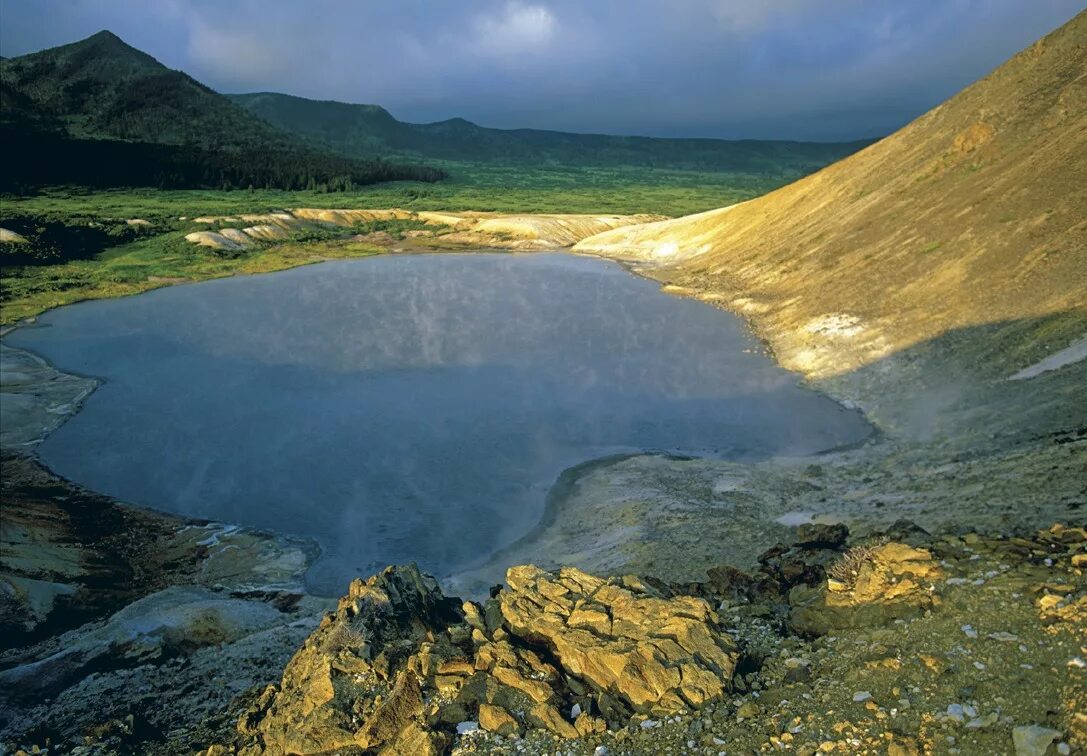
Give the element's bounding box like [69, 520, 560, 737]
[0, 161, 807, 325]
[1, 231, 383, 324]
[1, 162, 790, 220]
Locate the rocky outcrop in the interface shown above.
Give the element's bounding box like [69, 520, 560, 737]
[184, 230, 249, 251]
[788, 542, 944, 636]
[0, 454, 330, 753]
[0, 451, 314, 646]
[290, 208, 417, 226]
[0, 585, 290, 698]
[6, 522, 1083, 754]
[181, 208, 663, 253]
[501, 565, 738, 714]
[185, 213, 307, 251]
[226, 563, 739, 754]
[233, 565, 460, 755]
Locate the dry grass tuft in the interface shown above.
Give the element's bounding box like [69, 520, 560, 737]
[323, 622, 366, 654]
[827, 538, 888, 587]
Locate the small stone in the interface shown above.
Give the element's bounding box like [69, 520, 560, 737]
[795, 523, 849, 548]
[1067, 657, 1086, 669]
[456, 721, 480, 735]
[987, 632, 1019, 642]
[961, 625, 978, 639]
[1057, 743, 1070, 755]
[947, 704, 965, 722]
[853, 691, 872, 702]
[640, 719, 660, 729]
[575, 712, 606, 736]
[1012, 725, 1061, 756]
[887, 735, 921, 756]
[479, 704, 521, 736]
[737, 702, 760, 719]
[965, 713, 998, 729]
[594, 747, 610, 756]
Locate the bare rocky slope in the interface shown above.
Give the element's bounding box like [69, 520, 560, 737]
[575, 11, 1086, 394]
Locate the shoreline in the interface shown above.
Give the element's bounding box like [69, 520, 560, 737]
[2, 238, 1084, 753]
[2, 245, 883, 596]
[5, 241, 1083, 589]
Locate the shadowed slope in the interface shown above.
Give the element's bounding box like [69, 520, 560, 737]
[0, 30, 285, 149]
[575, 12, 1087, 380]
[0, 31, 446, 190]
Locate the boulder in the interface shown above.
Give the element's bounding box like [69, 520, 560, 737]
[1011, 725, 1062, 756]
[478, 704, 520, 736]
[788, 542, 944, 635]
[794, 523, 849, 549]
[235, 564, 460, 754]
[500, 565, 738, 715]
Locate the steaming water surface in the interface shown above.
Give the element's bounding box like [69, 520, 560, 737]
[8, 253, 871, 593]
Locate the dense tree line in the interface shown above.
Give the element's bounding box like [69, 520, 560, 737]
[0, 127, 446, 194]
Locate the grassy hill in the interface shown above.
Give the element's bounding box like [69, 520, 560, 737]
[229, 91, 870, 173]
[1, 30, 285, 149]
[0, 31, 444, 191]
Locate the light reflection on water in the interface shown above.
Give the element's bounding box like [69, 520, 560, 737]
[8, 253, 871, 594]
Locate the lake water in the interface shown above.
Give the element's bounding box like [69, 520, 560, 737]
[7, 253, 871, 594]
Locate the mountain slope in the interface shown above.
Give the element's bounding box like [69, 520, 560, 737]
[0, 31, 288, 149]
[575, 11, 1087, 390]
[229, 91, 870, 172]
[0, 32, 445, 191]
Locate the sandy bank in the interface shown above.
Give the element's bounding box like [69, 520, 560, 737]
[182, 208, 664, 252]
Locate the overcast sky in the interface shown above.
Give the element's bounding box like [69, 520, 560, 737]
[1, 0, 1081, 141]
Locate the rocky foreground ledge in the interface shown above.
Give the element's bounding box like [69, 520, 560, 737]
[162, 522, 1087, 756]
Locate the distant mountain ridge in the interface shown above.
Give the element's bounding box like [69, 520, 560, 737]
[1, 29, 867, 192]
[229, 91, 871, 172]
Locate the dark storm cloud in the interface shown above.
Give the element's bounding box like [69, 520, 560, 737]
[0, 0, 1081, 140]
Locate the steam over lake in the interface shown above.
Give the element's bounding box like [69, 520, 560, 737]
[8, 253, 871, 593]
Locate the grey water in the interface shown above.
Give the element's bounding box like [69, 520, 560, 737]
[7, 253, 871, 594]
